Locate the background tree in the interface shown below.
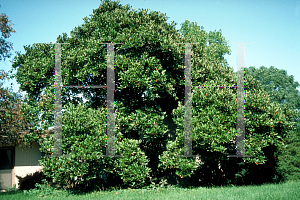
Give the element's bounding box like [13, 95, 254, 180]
[9, 0, 297, 190]
[0, 69, 34, 148]
[0, 5, 32, 148]
[0, 4, 16, 62]
[241, 66, 300, 182]
[242, 66, 300, 120]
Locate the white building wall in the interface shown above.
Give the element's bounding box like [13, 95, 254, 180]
[13, 166, 43, 188]
[14, 142, 43, 189]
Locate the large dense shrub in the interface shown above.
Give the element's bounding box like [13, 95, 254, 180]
[9, 0, 298, 190]
[39, 101, 152, 190]
[158, 73, 296, 186]
[157, 20, 297, 186]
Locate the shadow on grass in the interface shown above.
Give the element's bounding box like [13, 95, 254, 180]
[0, 190, 23, 197]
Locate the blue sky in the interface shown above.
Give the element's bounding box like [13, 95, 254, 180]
[1, 0, 300, 98]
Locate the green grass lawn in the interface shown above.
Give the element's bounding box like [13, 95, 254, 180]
[1, 180, 299, 200]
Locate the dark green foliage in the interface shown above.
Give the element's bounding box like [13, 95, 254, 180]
[158, 64, 295, 188]
[276, 129, 300, 182]
[9, 0, 299, 191]
[38, 102, 152, 191]
[243, 66, 300, 183]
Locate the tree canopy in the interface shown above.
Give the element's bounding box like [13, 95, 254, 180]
[243, 66, 300, 124]
[8, 0, 298, 189]
[0, 4, 16, 62]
